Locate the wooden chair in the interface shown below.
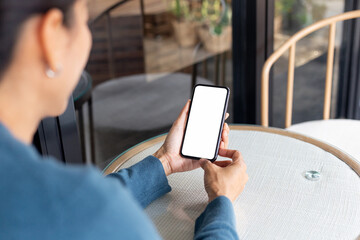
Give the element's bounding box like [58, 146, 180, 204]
[261, 10, 360, 162]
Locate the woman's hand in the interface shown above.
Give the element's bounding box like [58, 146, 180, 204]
[200, 149, 248, 203]
[153, 100, 230, 176]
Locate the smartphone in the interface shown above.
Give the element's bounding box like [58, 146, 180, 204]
[180, 84, 230, 162]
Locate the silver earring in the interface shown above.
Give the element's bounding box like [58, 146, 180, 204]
[46, 64, 63, 78]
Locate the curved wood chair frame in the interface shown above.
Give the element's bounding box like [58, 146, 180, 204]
[103, 125, 360, 177]
[261, 10, 360, 128]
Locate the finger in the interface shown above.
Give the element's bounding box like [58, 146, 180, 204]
[237, 152, 245, 166]
[218, 148, 241, 162]
[220, 141, 225, 149]
[213, 160, 232, 167]
[225, 113, 229, 120]
[199, 158, 210, 170]
[200, 158, 218, 172]
[221, 125, 229, 149]
[221, 133, 228, 149]
[174, 100, 191, 126]
[180, 99, 191, 118]
[222, 124, 228, 137]
[224, 138, 229, 149]
[218, 148, 237, 158]
[225, 122, 230, 132]
[222, 123, 230, 136]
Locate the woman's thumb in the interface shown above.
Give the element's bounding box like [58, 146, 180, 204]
[200, 159, 211, 171]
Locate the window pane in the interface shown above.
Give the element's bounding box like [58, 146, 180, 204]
[273, 0, 345, 127]
[87, 0, 233, 168]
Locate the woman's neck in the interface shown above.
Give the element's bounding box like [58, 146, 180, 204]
[0, 75, 42, 145]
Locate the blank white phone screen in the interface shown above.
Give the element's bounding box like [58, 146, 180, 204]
[182, 86, 228, 159]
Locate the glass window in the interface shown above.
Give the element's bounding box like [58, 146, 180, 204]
[273, 0, 345, 127]
[87, 0, 234, 168]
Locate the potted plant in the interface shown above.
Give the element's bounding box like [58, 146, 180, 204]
[275, 0, 326, 33]
[198, 0, 232, 53]
[170, 0, 198, 47]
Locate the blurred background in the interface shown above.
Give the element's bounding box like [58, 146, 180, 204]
[86, 0, 234, 168]
[35, 0, 360, 169]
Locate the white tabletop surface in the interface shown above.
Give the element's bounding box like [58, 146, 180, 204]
[120, 129, 360, 240]
[287, 119, 360, 163]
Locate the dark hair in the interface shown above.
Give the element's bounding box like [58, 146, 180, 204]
[0, 0, 77, 77]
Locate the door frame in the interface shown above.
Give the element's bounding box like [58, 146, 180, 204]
[337, 0, 360, 119]
[232, 0, 274, 124]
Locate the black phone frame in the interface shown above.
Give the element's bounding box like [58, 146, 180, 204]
[180, 84, 230, 162]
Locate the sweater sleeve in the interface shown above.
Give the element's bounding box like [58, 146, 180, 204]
[194, 196, 239, 240]
[107, 155, 172, 208]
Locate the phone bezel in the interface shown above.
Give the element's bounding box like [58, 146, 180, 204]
[180, 84, 230, 162]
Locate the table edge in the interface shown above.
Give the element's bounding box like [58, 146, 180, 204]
[103, 125, 360, 177]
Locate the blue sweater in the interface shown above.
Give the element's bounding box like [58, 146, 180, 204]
[0, 122, 238, 239]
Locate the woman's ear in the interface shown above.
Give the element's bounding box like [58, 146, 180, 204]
[39, 8, 68, 73]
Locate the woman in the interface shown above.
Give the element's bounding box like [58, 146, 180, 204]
[0, 0, 248, 239]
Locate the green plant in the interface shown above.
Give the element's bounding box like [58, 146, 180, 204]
[275, 0, 296, 16]
[275, 0, 326, 31]
[170, 0, 192, 21]
[202, 0, 231, 35]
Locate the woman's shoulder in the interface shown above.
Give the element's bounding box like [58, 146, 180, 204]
[0, 121, 114, 202]
[0, 122, 99, 184]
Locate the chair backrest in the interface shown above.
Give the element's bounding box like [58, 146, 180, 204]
[87, 0, 145, 86]
[261, 10, 360, 128]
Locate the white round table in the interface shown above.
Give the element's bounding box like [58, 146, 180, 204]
[287, 119, 360, 163]
[104, 125, 360, 240]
